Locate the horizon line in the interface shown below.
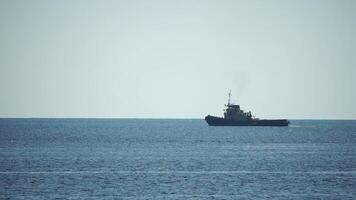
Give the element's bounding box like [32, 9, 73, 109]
[0, 117, 356, 121]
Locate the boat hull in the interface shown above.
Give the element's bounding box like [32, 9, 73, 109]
[205, 115, 289, 126]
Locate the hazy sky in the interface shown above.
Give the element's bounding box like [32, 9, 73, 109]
[1, 0, 355, 119]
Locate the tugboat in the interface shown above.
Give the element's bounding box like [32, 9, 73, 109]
[205, 91, 289, 126]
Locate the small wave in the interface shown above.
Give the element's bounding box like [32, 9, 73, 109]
[1, 170, 355, 174]
[3, 193, 353, 199]
[289, 125, 319, 128]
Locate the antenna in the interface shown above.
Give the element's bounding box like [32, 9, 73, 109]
[228, 90, 231, 105]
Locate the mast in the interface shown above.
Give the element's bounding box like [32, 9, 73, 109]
[227, 90, 231, 106]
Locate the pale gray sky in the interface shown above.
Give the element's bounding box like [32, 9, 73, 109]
[1, 0, 356, 119]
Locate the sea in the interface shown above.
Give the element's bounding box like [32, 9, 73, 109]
[0, 119, 355, 199]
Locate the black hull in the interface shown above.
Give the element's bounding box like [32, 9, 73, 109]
[205, 115, 289, 126]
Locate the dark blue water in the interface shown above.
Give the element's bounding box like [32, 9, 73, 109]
[0, 119, 355, 199]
